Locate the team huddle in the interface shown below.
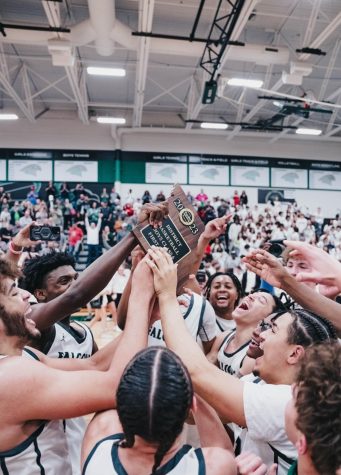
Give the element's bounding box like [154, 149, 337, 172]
[0, 202, 339, 475]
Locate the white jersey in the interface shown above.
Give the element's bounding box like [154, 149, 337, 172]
[216, 316, 235, 334]
[44, 321, 95, 475]
[148, 293, 216, 347]
[217, 331, 249, 376]
[83, 434, 205, 475]
[0, 355, 72, 475]
[45, 321, 94, 359]
[241, 382, 297, 475]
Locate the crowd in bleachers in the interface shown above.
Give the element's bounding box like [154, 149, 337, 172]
[1, 183, 341, 273]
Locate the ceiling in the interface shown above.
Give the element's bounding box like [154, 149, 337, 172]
[0, 0, 341, 143]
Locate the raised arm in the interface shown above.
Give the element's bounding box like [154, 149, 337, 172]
[146, 247, 245, 426]
[5, 223, 40, 267]
[243, 248, 341, 333]
[30, 203, 167, 330]
[191, 216, 230, 278]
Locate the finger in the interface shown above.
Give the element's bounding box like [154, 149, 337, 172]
[252, 464, 268, 475]
[183, 287, 193, 296]
[268, 464, 278, 475]
[295, 271, 321, 283]
[145, 256, 160, 275]
[241, 455, 264, 473]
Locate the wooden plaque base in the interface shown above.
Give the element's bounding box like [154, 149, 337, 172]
[133, 184, 205, 292]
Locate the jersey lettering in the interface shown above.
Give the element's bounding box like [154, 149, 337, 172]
[58, 352, 91, 359]
[148, 326, 164, 341]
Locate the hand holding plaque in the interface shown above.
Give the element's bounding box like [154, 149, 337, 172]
[133, 184, 205, 291]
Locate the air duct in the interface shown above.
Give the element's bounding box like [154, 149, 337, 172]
[88, 0, 115, 56]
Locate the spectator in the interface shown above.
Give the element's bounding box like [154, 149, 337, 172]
[240, 190, 248, 206]
[195, 188, 208, 203]
[233, 190, 240, 207]
[45, 181, 56, 203]
[19, 209, 33, 228]
[68, 222, 84, 257]
[27, 185, 38, 205]
[85, 212, 102, 266]
[155, 190, 166, 202]
[142, 190, 152, 204]
[110, 186, 121, 204]
[60, 182, 70, 201]
[87, 201, 100, 224]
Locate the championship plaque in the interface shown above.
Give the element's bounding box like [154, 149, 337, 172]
[133, 184, 205, 291]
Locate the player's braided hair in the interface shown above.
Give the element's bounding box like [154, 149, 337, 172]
[271, 308, 337, 345]
[204, 271, 243, 307]
[116, 347, 193, 474]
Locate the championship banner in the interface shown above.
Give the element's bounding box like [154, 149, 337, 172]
[133, 184, 205, 290]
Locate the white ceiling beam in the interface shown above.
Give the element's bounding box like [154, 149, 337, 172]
[0, 44, 35, 121]
[21, 65, 34, 119]
[133, 0, 155, 127]
[144, 76, 190, 107]
[64, 65, 89, 124]
[301, 0, 321, 47]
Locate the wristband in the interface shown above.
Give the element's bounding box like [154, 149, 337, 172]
[9, 241, 23, 255]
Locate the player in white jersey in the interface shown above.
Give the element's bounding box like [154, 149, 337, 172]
[207, 290, 283, 377]
[203, 272, 243, 334]
[148, 292, 216, 353]
[21, 251, 98, 475]
[0, 205, 168, 475]
[146, 247, 338, 475]
[82, 347, 236, 475]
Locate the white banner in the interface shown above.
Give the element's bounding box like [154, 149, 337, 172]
[230, 166, 269, 187]
[54, 160, 98, 182]
[309, 169, 341, 190]
[271, 168, 308, 188]
[8, 160, 52, 181]
[0, 160, 6, 180]
[145, 163, 187, 184]
[189, 164, 228, 185]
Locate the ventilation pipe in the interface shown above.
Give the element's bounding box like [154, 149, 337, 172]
[0, 0, 290, 66]
[87, 0, 115, 56]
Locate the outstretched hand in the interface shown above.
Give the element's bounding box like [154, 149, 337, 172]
[236, 452, 277, 475]
[243, 249, 289, 289]
[137, 202, 169, 228]
[145, 246, 178, 297]
[201, 215, 232, 241]
[284, 240, 341, 290]
[12, 223, 41, 249]
[131, 256, 155, 298]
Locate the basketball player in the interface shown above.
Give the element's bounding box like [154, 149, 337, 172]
[20, 251, 97, 475]
[206, 290, 284, 377]
[285, 342, 341, 475]
[117, 247, 217, 354]
[0, 255, 155, 473]
[82, 258, 275, 475]
[146, 247, 337, 475]
[82, 347, 237, 475]
[203, 272, 243, 333]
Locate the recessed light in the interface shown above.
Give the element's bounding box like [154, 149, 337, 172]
[227, 78, 263, 88]
[201, 122, 228, 130]
[296, 128, 322, 136]
[0, 113, 18, 120]
[97, 117, 126, 124]
[87, 67, 126, 77]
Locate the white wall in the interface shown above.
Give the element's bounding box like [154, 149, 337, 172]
[0, 118, 340, 161]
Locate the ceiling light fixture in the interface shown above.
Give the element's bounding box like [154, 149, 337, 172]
[97, 117, 126, 124]
[296, 128, 322, 136]
[201, 122, 228, 130]
[87, 67, 126, 77]
[0, 113, 18, 120]
[273, 100, 282, 108]
[227, 78, 263, 88]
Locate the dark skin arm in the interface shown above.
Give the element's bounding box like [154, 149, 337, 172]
[29, 203, 168, 331]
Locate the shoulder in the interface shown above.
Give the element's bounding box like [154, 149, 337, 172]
[202, 447, 236, 475]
